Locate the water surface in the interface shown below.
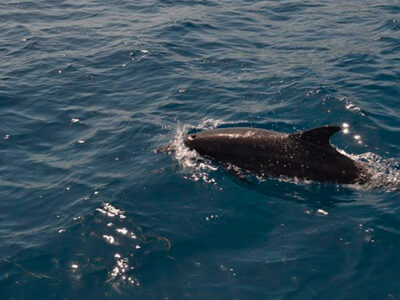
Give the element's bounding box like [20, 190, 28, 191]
[1, 0, 400, 299]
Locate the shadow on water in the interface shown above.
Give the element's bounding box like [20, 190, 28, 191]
[218, 167, 359, 209]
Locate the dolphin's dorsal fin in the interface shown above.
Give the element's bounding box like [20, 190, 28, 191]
[290, 125, 341, 145]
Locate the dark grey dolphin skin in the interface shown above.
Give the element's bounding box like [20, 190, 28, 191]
[182, 125, 369, 184]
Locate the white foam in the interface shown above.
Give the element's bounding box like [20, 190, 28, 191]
[168, 119, 228, 184]
[349, 152, 400, 191]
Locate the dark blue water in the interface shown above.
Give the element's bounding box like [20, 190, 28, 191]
[2, 0, 400, 299]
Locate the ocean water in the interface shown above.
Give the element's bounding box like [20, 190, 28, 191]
[1, 0, 400, 299]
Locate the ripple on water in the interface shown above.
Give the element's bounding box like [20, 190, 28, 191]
[2, 0, 400, 298]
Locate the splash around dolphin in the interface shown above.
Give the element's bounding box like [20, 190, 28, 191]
[158, 125, 370, 184]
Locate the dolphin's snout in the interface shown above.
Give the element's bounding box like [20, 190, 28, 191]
[184, 134, 197, 149]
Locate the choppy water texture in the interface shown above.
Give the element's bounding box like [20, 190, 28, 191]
[1, 0, 400, 299]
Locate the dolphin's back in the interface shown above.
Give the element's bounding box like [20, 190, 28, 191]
[182, 125, 368, 184]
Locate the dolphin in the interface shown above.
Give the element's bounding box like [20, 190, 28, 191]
[179, 125, 369, 184]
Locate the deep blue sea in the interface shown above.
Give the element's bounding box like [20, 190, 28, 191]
[2, 0, 400, 299]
